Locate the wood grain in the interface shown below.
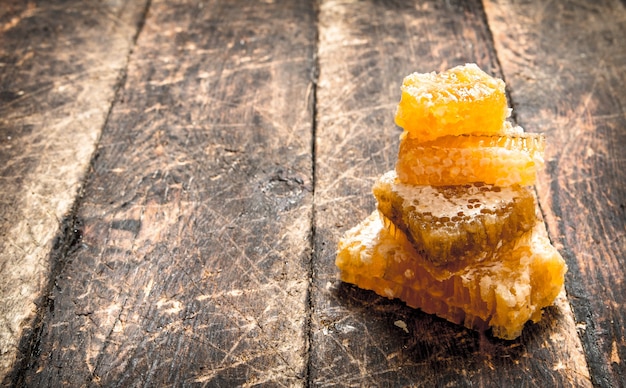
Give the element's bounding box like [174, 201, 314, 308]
[3, 0, 624, 385]
[485, 0, 626, 385]
[0, 0, 147, 381]
[311, 0, 591, 386]
[10, 0, 316, 386]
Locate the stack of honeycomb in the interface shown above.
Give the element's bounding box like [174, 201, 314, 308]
[336, 64, 566, 340]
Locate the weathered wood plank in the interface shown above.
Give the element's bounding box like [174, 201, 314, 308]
[0, 0, 147, 381]
[311, 0, 591, 386]
[11, 0, 316, 386]
[484, 0, 626, 385]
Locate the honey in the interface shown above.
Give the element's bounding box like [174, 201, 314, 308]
[395, 63, 508, 142]
[335, 64, 565, 340]
[396, 132, 545, 187]
[373, 170, 536, 266]
[336, 212, 566, 340]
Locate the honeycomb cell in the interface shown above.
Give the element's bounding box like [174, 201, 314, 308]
[373, 170, 537, 267]
[396, 132, 545, 187]
[336, 211, 567, 340]
[395, 63, 509, 142]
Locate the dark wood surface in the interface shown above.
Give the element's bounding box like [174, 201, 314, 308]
[1, 0, 624, 386]
[0, 0, 149, 379]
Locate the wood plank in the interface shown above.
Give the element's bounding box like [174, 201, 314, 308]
[311, 0, 591, 385]
[0, 0, 148, 381]
[484, 0, 626, 385]
[10, 0, 317, 386]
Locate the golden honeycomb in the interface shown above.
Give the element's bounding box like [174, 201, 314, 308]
[335, 64, 564, 340]
[396, 132, 545, 187]
[373, 170, 537, 267]
[336, 211, 566, 340]
[395, 63, 509, 142]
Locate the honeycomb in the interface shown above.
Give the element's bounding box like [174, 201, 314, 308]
[395, 63, 509, 142]
[373, 170, 536, 267]
[396, 132, 545, 186]
[336, 211, 567, 340]
[335, 64, 564, 340]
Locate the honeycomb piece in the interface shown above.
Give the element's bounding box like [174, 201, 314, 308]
[395, 63, 509, 142]
[336, 211, 567, 340]
[396, 132, 545, 187]
[373, 170, 537, 267]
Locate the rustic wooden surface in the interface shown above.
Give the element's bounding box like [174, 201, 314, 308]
[1, 0, 624, 386]
[0, 0, 148, 380]
[4, 0, 317, 386]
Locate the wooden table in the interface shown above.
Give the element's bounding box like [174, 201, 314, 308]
[1, 0, 624, 386]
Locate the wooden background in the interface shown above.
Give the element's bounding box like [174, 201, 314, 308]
[1, 0, 624, 386]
